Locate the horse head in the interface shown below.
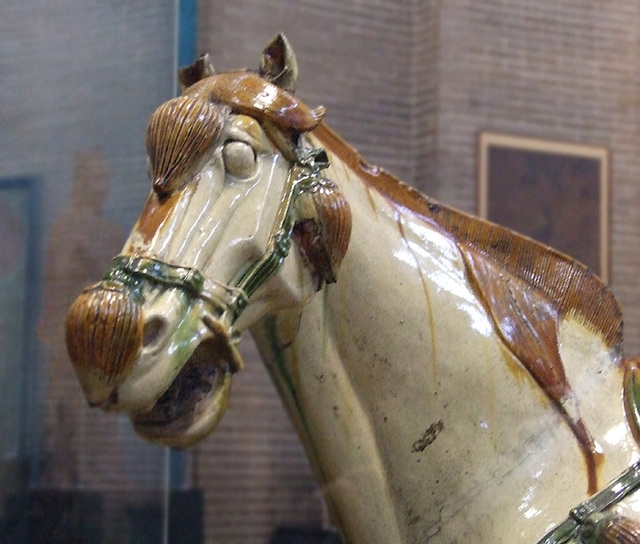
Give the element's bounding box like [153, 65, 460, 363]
[65, 34, 352, 448]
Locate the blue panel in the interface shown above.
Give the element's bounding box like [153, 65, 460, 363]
[178, 0, 198, 68]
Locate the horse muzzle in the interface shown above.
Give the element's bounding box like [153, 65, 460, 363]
[66, 274, 244, 448]
[66, 280, 143, 407]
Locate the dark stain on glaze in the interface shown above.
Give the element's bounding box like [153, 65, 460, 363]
[412, 420, 444, 453]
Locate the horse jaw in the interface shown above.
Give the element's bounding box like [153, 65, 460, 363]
[112, 287, 243, 448]
[131, 332, 237, 449]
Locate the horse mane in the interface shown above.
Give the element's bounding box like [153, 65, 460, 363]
[312, 123, 623, 351]
[177, 67, 622, 351]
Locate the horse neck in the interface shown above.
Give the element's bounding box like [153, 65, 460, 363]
[248, 139, 424, 542]
[251, 129, 640, 544]
[252, 133, 524, 542]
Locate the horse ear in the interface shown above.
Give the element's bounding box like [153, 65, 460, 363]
[259, 33, 298, 93]
[178, 53, 216, 93]
[293, 179, 352, 288]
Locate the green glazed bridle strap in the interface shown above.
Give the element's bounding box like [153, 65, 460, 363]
[103, 145, 330, 326]
[535, 459, 640, 544]
[229, 146, 329, 319]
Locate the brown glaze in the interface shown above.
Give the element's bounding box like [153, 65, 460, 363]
[293, 179, 352, 285]
[312, 122, 622, 493]
[66, 281, 142, 405]
[596, 516, 640, 544]
[462, 243, 602, 493]
[135, 190, 181, 245]
[316, 182, 352, 274]
[293, 219, 333, 288]
[201, 315, 244, 373]
[461, 246, 566, 394]
[185, 72, 325, 133]
[178, 53, 216, 93]
[259, 33, 299, 92]
[147, 95, 224, 197]
[313, 123, 623, 351]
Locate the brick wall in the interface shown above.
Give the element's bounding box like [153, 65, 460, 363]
[0, 2, 177, 542]
[412, 0, 441, 190]
[198, 0, 415, 181]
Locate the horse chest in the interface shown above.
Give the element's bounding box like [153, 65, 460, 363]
[253, 268, 588, 543]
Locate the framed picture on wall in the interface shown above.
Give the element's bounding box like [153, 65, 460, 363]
[478, 132, 610, 282]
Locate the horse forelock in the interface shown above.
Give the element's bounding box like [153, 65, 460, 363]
[147, 95, 227, 196]
[183, 71, 325, 134]
[146, 71, 326, 197]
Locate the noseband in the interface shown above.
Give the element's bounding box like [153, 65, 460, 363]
[103, 144, 331, 332]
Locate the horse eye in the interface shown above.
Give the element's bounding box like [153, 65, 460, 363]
[222, 140, 257, 179]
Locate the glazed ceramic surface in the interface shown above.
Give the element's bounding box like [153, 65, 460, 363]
[66, 35, 640, 544]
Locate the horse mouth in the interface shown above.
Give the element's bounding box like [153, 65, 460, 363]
[132, 328, 241, 448]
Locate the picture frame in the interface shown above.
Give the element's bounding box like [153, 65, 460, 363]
[478, 132, 610, 282]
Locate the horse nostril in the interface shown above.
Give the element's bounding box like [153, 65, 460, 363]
[143, 317, 166, 347]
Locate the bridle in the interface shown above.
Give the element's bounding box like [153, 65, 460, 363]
[103, 143, 331, 336]
[535, 459, 640, 543]
[536, 365, 640, 543]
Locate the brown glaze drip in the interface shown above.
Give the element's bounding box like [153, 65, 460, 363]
[184, 72, 325, 133]
[135, 191, 181, 244]
[312, 123, 621, 493]
[462, 243, 570, 399]
[462, 244, 602, 493]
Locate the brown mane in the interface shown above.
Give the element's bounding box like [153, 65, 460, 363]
[179, 66, 622, 351]
[313, 123, 622, 351]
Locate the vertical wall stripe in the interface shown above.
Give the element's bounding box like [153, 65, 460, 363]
[178, 0, 198, 69]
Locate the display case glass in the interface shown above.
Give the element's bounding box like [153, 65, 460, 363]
[0, 2, 185, 542]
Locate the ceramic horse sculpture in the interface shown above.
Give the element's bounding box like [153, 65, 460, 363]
[66, 35, 640, 543]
